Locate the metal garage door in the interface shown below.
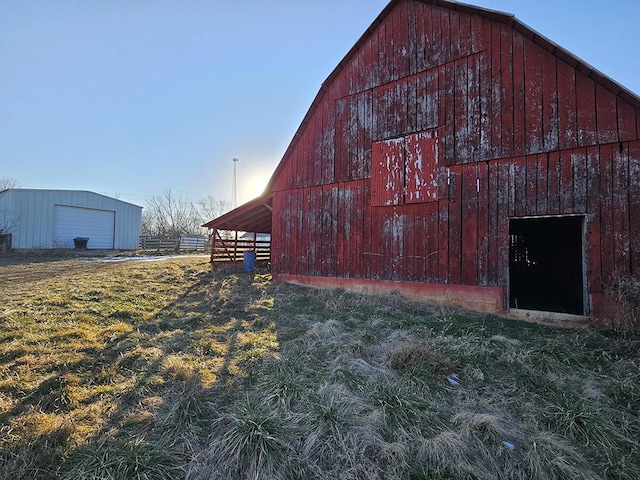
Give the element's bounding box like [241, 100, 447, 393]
[54, 205, 115, 249]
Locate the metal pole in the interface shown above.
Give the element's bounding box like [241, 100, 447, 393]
[232, 158, 238, 209]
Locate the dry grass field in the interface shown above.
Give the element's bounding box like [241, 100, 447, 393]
[0, 255, 638, 479]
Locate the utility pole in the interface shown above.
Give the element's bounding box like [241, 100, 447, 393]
[231, 158, 238, 209]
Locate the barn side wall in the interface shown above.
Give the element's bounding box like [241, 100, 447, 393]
[270, 0, 640, 320]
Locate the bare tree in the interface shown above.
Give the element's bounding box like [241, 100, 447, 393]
[198, 195, 230, 224]
[143, 189, 202, 237]
[0, 176, 18, 193]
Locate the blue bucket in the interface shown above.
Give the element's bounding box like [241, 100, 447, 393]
[243, 251, 256, 272]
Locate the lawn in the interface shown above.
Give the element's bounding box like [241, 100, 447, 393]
[0, 256, 638, 479]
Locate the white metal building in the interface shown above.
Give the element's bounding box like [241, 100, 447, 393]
[0, 189, 142, 250]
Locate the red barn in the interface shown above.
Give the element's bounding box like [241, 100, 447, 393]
[205, 0, 640, 325]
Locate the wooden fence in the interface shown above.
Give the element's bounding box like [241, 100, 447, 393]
[211, 234, 271, 265]
[139, 235, 210, 251]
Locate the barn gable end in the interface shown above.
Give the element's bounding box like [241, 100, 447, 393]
[210, 0, 640, 324]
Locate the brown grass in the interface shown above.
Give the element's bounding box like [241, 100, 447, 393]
[0, 256, 639, 479]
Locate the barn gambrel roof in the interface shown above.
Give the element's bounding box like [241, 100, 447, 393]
[205, 0, 640, 233]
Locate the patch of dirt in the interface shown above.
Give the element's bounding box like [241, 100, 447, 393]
[0, 250, 119, 286]
[0, 259, 113, 287]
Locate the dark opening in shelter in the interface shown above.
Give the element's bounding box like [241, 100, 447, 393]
[509, 216, 585, 315]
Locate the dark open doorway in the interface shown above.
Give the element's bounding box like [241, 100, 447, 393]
[509, 216, 585, 315]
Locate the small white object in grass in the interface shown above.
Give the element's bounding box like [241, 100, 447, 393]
[447, 375, 460, 386]
[502, 441, 515, 450]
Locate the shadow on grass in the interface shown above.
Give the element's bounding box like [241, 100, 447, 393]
[47, 269, 280, 479]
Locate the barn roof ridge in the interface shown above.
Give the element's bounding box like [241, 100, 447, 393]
[265, 0, 640, 194]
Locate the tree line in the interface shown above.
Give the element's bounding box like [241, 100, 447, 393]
[142, 189, 230, 238]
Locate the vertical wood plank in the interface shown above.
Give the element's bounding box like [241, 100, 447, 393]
[344, 185, 354, 278]
[347, 95, 360, 180]
[381, 212, 393, 280]
[393, 1, 410, 80]
[572, 148, 587, 214]
[613, 143, 630, 275]
[404, 204, 416, 281]
[437, 65, 447, 128]
[599, 144, 614, 284]
[449, 10, 461, 60]
[576, 72, 598, 147]
[283, 192, 292, 274]
[330, 185, 339, 276]
[370, 22, 382, 92]
[378, 15, 390, 85]
[477, 161, 489, 286]
[437, 199, 449, 282]
[512, 32, 526, 157]
[542, 54, 559, 151]
[290, 191, 299, 275]
[512, 157, 527, 217]
[448, 166, 462, 284]
[524, 39, 543, 154]
[430, 4, 442, 67]
[313, 187, 323, 275]
[371, 207, 382, 279]
[336, 184, 345, 277]
[616, 97, 637, 142]
[496, 160, 511, 286]
[557, 60, 578, 150]
[536, 153, 548, 214]
[500, 25, 514, 156]
[490, 21, 502, 159]
[362, 180, 372, 279]
[596, 84, 619, 144]
[459, 12, 473, 56]
[427, 201, 440, 282]
[487, 161, 499, 286]
[420, 202, 431, 281]
[478, 53, 492, 161]
[525, 155, 538, 216]
[559, 150, 574, 213]
[322, 99, 336, 185]
[461, 163, 478, 285]
[586, 146, 602, 293]
[455, 57, 469, 162]
[413, 1, 425, 73]
[444, 62, 456, 164]
[440, 8, 451, 65]
[468, 54, 482, 161]
[271, 192, 282, 272]
[300, 188, 310, 275]
[396, 78, 409, 137]
[470, 12, 486, 53]
[413, 202, 426, 282]
[629, 141, 640, 275]
[334, 97, 349, 182]
[320, 185, 332, 276]
[351, 183, 361, 279]
[546, 150, 561, 214]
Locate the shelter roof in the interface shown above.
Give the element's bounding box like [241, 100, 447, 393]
[202, 195, 273, 233]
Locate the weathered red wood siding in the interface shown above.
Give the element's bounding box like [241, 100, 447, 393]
[269, 0, 640, 319]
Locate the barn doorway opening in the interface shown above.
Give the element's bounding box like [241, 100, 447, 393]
[509, 216, 585, 315]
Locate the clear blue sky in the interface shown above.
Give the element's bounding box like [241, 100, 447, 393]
[1, 0, 638, 208]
